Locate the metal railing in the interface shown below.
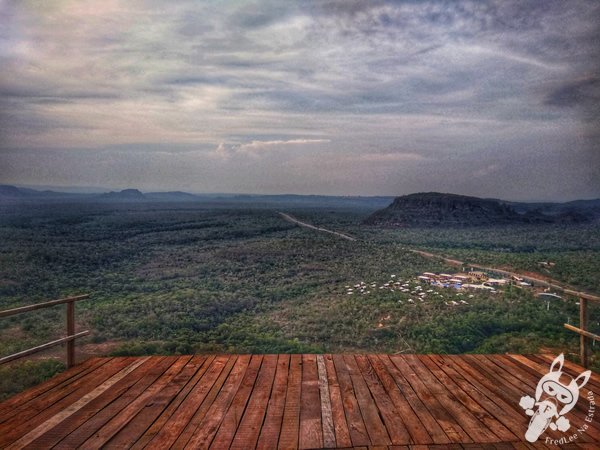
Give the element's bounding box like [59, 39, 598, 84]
[0, 294, 90, 368]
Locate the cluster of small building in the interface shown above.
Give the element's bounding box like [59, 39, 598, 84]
[344, 274, 473, 307]
[343, 267, 550, 310]
[417, 271, 513, 292]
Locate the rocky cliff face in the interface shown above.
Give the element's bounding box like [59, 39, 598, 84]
[364, 192, 555, 227]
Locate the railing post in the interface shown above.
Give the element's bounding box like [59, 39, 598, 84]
[67, 301, 75, 368]
[0, 295, 89, 367]
[580, 297, 589, 368]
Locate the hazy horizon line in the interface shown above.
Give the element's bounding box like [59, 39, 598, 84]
[3, 182, 599, 204]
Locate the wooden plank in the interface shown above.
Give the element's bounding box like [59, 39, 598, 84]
[50, 356, 168, 449]
[299, 354, 324, 449]
[102, 355, 201, 448]
[421, 355, 517, 442]
[332, 353, 370, 446]
[354, 354, 411, 445]
[0, 357, 136, 448]
[144, 355, 232, 449]
[170, 355, 239, 448]
[256, 354, 290, 450]
[78, 356, 187, 449]
[389, 354, 460, 445]
[173, 355, 239, 448]
[52, 356, 175, 449]
[443, 354, 538, 444]
[1, 357, 121, 426]
[7, 357, 150, 450]
[368, 355, 436, 445]
[230, 354, 278, 449]
[0, 357, 105, 420]
[208, 354, 263, 449]
[278, 354, 302, 449]
[129, 355, 215, 449]
[388, 355, 471, 443]
[486, 355, 543, 393]
[24, 357, 162, 449]
[428, 355, 523, 441]
[316, 355, 336, 448]
[402, 354, 497, 443]
[322, 354, 352, 448]
[344, 354, 391, 445]
[461, 354, 529, 400]
[458, 355, 567, 443]
[467, 355, 533, 393]
[445, 354, 525, 417]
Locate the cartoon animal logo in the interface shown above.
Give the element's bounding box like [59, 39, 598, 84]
[519, 354, 591, 442]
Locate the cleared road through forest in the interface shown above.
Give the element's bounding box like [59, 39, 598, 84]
[278, 212, 357, 241]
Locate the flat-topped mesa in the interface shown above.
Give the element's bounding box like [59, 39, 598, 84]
[364, 192, 556, 227]
[99, 188, 147, 201]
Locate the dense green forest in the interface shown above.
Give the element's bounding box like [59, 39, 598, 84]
[0, 202, 598, 399]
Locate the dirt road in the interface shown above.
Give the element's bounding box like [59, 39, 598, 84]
[278, 212, 357, 241]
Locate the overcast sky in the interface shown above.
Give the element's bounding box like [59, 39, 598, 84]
[1, 0, 599, 201]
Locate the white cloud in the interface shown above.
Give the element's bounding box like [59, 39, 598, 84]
[238, 139, 330, 152]
[213, 138, 331, 159]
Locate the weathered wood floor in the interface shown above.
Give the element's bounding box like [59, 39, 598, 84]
[0, 354, 598, 449]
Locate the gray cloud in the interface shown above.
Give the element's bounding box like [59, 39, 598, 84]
[0, 0, 599, 201]
[545, 77, 600, 108]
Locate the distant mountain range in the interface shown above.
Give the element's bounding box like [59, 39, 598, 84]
[1, 185, 599, 221]
[0, 185, 393, 209]
[364, 192, 599, 227]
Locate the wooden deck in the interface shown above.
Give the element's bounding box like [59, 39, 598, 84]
[0, 354, 598, 449]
